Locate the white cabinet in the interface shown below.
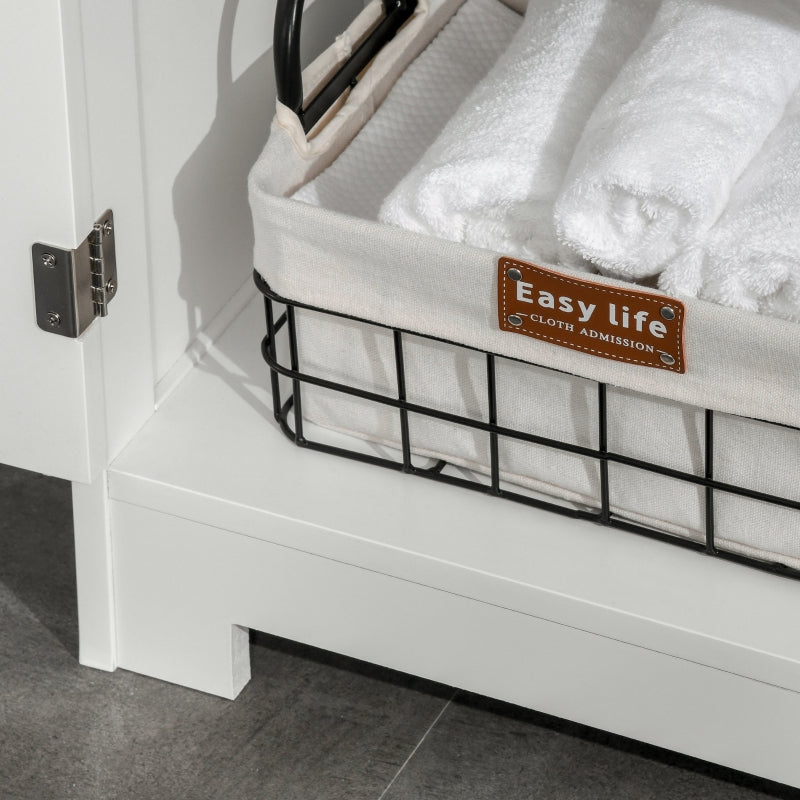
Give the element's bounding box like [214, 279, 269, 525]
[4, 0, 800, 788]
[2, 1, 109, 481]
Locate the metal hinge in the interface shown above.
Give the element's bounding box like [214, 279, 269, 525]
[32, 209, 118, 338]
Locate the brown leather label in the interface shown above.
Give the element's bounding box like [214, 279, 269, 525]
[498, 258, 686, 373]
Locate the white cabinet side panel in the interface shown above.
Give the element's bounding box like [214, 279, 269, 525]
[132, 0, 364, 382]
[72, 472, 116, 671]
[0, 0, 97, 481]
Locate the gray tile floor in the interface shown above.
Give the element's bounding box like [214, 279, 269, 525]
[1, 462, 799, 800]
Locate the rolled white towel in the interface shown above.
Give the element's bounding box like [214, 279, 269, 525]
[555, 0, 800, 279]
[659, 90, 800, 323]
[378, 0, 660, 265]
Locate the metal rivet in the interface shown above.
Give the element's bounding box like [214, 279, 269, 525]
[507, 314, 523, 327]
[47, 312, 61, 327]
[660, 306, 675, 321]
[660, 352, 676, 366]
[103, 220, 113, 237]
[42, 253, 57, 268]
[105, 279, 116, 295]
[507, 268, 522, 282]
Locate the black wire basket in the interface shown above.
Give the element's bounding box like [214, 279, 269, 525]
[255, 270, 800, 582]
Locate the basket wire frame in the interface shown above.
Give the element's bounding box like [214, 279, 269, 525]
[255, 271, 800, 581]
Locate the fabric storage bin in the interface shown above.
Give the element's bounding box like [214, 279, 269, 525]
[249, 0, 800, 576]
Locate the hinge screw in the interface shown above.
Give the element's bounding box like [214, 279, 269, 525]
[42, 253, 57, 268]
[47, 312, 61, 327]
[105, 279, 116, 295]
[103, 220, 113, 237]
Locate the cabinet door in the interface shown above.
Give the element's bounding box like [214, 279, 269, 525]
[0, 0, 370, 483]
[0, 2, 103, 482]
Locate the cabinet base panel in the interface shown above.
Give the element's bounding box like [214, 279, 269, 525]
[111, 498, 800, 787]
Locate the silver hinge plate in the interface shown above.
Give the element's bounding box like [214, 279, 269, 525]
[32, 209, 117, 338]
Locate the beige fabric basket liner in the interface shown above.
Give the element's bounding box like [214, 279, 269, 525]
[249, 0, 800, 569]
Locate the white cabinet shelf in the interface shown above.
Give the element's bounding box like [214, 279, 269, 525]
[107, 292, 800, 785]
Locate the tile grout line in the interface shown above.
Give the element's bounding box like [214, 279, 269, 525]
[377, 690, 458, 800]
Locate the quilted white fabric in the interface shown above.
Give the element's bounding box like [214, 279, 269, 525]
[292, 0, 521, 220]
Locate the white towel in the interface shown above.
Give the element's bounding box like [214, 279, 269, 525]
[378, 0, 660, 265]
[555, 0, 800, 280]
[659, 90, 800, 323]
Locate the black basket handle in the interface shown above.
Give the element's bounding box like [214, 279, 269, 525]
[274, 0, 419, 133]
